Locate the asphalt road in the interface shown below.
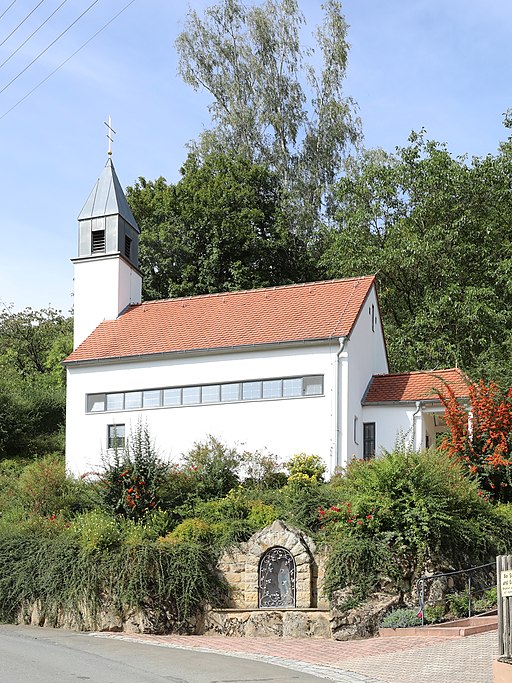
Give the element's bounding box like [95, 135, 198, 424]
[0, 625, 326, 683]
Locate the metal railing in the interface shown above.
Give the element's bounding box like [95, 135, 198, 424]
[416, 562, 496, 626]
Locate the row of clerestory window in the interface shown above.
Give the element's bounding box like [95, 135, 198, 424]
[87, 375, 324, 413]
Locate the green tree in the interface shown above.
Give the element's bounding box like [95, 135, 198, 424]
[127, 152, 315, 300]
[0, 307, 72, 458]
[322, 130, 512, 381]
[176, 0, 360, 235]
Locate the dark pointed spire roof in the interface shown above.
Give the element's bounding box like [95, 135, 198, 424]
[78, 158, 139, 231]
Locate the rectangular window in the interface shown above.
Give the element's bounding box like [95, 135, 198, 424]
[201, 384, 220, 403]
[283, 377, 302, 397]
[303, 375, 323, 396]
[124, 391, 142, 409]
[242, 381, 262, 400]
[263, 379, 282, 399]
[107, 424, 125, 449]
[182, 386, 201, 405]
[363, 422, 376, 460]
[221, 383, 240, 402]
[106, 393, 124, 411]
[91, 229, 106, 253]
[163, 388, 181, 406]
[143, 390, 161, 408]
[87, 393, 105, 412]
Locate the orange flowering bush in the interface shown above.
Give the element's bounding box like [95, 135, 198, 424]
[438, 380, 512, 502]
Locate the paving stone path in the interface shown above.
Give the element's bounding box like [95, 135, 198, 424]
[91, 630, 497, 683]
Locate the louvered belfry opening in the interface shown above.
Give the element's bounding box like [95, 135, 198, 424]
[91, 229, 106, 253]
[124, 235, 132, 259]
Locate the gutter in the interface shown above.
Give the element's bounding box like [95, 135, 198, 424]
[411, 400, 422, 450]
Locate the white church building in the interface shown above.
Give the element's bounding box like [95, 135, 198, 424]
[65, 158, 468, 476]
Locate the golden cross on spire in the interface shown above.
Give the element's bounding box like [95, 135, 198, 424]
[104, 115, 116, 156]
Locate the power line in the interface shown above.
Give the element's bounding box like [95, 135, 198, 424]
[0, 0, 101, 97]
[0, 0, 137, 121]
[0, 0, 47, 49]
[0, 0, 18, 23]
[0, 0, 69, 70]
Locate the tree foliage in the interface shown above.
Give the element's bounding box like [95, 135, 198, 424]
[0, 307, 72, 459]
[322, 131, 512, 381]
[176, 0, 360, 233]
[127, 152, 316, 300]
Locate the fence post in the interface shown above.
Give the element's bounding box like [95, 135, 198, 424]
[497, 555, 512, 659]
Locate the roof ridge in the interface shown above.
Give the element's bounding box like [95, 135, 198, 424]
[128, 275, 376, 308]
[371, 368, 463, 379]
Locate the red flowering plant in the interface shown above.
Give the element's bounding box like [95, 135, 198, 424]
[100, 421, 168, 521]
[318, 501, 377, 538]
[438, 380, 512, 502]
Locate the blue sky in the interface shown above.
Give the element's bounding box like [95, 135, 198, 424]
[0, 0, 510, 314]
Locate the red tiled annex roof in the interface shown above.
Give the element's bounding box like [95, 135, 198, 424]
[363, 368, 469, 404]
[66, 276, 376, 363]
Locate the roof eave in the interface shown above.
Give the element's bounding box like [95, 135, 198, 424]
[64, 335, 343, 368]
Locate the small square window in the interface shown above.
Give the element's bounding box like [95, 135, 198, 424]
[283, 378, 302, 397]
[163, 388, 181, 406]
[242, 381, 262, 400]
[221, 383, 240, 402]
[108, 424, 125, 449]
[125, 391, 142, 409]
[182, 386, 201, 405]
[106, 393, 124, 411]
[262, 379, 282, 399]
[202, 385, 220, 403]
[87, 393, 105, 412]
[303, 376, 323, 396]
[143, 390, 161, 408]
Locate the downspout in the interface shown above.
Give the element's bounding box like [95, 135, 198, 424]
[333, 337, 346, 473]
[412, 401, 422, 451]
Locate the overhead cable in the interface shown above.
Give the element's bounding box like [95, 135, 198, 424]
[0, 0, 69, 71]
[0, 0, 101, 96]
[0, 0, 137, 121]
[0, 0, 18, 23]
[0, 0, 47, 49]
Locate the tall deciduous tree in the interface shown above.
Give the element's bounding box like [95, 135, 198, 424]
[322, 130, 512, 382]
[0, 307, 72, 458]
[175, 0, 360, 234]
[127, 152, 317, 300]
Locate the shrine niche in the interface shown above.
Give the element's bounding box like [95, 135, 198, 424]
[258, 546, 296, 608]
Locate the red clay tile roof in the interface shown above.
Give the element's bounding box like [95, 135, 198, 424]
[66, 276, 376, 363]
[363, 368, 469, 404]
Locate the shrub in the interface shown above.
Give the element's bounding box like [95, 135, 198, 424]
[182, 436, 242, 500]
[0, 534, 225, 628]
[242, 451, 287, 489]
[322, 447, 510, 601]
[286, 453, 326, 484]
[165, 518, 215, 545]
[99, 421, 168, 521]
[381, 608, 421, 629]
[70, 510, 121, 552]
[17, 453, 74, 516]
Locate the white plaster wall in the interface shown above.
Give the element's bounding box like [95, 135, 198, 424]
[73, 257, 141, 348]
[343, 286, 389, 464]
[66, 343, 340, 477]
[361, 404, 417, 455]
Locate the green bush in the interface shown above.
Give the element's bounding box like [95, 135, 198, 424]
[166, 518, 215, 545]
[322, 447, 511, 601]
[286, 453, 326, 484]
[381, 608, 421, 629]
[0, 534, 225, 628]
[99, 421, 168, 521]
[70, 510, 121, 552]
[182, 436, 242, 500]
[424, 604, 445, 624]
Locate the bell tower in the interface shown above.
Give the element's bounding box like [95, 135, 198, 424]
[72, 154, 142, 349]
